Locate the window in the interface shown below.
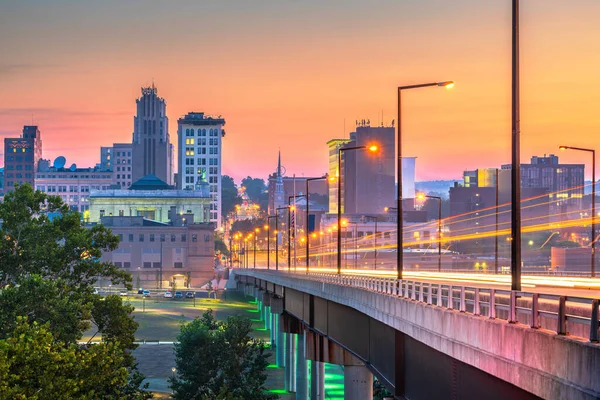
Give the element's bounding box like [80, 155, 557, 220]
[174, 262, 183, 269]
[181, 234, 186, 242]
[119, 210, 124, 216]
[153, 262, 161, 269]
[204, 234, 211, 242]
[129, 233, 134, 242]
[171, 234, 176, 242]
[149, 234, 155, 242]
[192, 234, 198, 242]
[143, 262, 152, 268]
[119, 234, 123, 242]
[100, 210, 105, 217]
[139, 234, 144, 242]
[124, 262, 131, 269]
[160, 234, 165, 242]
[114, 262, 122, 268]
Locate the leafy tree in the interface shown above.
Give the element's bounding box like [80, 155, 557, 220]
[0, 184, 150, 398]
[0, 318, 133, 400]
[230, 218, 267, 236]
[170, 310, 277, 400]
[421, 192, 450, 220]
[215, 237, 230, 256]
[241, 176, 266, 203]
[222, 175, 242, 218]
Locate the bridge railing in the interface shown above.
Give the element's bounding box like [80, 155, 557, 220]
[297, 272, 600, 343]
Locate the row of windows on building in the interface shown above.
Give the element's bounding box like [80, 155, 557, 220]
[183, 167, 219, 176]
[5, 155, 33, 162]
[37, 185, 110, 192]
[116, 159, 132, 165]
[117, 233, 209, 243]
[184, 158, 219, 166]
[116, 166, 131, 172]
[184, 138, 220, 146]
[4, 173, 33, 179]
[4, 164, 32, 171]
[184, 128, 220, 137]
[185, 147, 219, 156]
[38, 175, 112, 179]
[114, 261, 185, 269]
[116, 174, 131, 180]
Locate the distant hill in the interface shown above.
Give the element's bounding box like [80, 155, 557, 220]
[415, 180, 458, 199]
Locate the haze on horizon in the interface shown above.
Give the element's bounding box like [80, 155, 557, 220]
[1, 0, 599, 183]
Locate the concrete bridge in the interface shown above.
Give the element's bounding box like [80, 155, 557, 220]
[233, 269, 600, 400]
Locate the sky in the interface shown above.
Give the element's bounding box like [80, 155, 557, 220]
[1, 0, 600, 183]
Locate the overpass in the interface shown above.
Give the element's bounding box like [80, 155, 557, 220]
[232, 268, 600, 400]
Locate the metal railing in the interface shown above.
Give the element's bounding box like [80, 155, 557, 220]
[255, 271, 600, 343]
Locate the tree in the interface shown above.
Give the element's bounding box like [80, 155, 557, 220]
[215, 237, 230, 256]
[0, 318, 135, 400]
[222, 175, 242, 218]
[241, 177, 266, 203]
[0, 184, 150, 398]
[170, 310, 277, 400]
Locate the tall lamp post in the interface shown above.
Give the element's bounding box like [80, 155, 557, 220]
[267, 218, 276, 270]
[418, 194, 443, 272]
[306, 175, 330, 273]
[337, 145, 379, 275]
[288, 195, 306, 271]
[276, 207, 289, 271]
[397, 80, 454, 280]
[560, 145, 596, 277]
[364, 215, 378, 270]
[510, 0, 522, 291]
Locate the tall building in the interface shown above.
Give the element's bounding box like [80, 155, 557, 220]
[100, 143, 133, 188]
[326, 124, 396, 215]
[463, 168, 498, 188]
[501, 154, 584, 208]
[3, 125, 42, 191]
[177, 112, 226, 228]
[132, 85, 173, 185]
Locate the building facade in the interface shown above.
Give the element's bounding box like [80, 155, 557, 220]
[89, 175, 211, 224]
[97, 216, 215, 289]
[36, 163, 113, 213]
[100, 143, 133, 188]
[132, 85, 174, 185]
[3, 125, 42, 191]
[177, 112, 226, 228]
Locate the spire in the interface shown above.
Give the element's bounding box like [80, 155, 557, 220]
[277, 150, 282, 177]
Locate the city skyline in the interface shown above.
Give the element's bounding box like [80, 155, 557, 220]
[1, 0, 600, 182]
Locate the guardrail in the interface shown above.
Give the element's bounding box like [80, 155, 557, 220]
[238, 270, 600, 343]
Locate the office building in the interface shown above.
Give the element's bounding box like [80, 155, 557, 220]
[177, 112, 226, 228]
[132, 85, 174, 185]
[463, 168, 498, 188]
[97, 215, 215, 289]
[36, 158, 113, 213]
[3, 125, 42, 191]
[100, 143, 133, 188]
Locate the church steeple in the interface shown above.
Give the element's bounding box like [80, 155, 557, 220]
[274, 150, 285, 212]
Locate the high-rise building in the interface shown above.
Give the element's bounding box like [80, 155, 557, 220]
[328, 124, 396, 215]
[3, 125, 42, 191]
[177, 112, 226, 228]
[463, 168, 498, 188]
[132, 85, 173, 185]
[502, 154, 584, 208]
[326, 139, 351, 214]
[100, 143, 133, 188]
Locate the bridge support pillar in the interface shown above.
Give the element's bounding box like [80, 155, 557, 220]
[344, 365, 373, 400]
[285, 333, 297, 392]
[296, 332, 309, 399]
[310, 361, 324, 400]
[270, 312, 277, 347]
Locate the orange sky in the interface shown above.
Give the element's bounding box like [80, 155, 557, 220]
[1, 0, 600, 183]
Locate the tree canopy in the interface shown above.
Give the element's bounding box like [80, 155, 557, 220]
[241, 176, 266, 203]
[170, 310, 277, 400]
[222, 175, 242, 218]
[0, 184, 150, 398]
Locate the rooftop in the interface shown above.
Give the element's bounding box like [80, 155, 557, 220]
[178, 112, 226, 126]
[129, 174, 174, 190]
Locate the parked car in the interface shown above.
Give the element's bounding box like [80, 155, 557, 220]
[185, 291, 195, 299]
[142, 290, 151, 297]
[119, 290, 128, 296]
[164, 291, 173, 298]
[174, 291, 183, 299]
[137, 288, 144, 295]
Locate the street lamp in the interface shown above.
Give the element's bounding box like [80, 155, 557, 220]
[276, 207, 289, 271]
[560, 145, 596, 277]
[253, 228, 260, 269]
[306, 175, 330, 273]
[289, 195, 305, 271]
[397, 80, 453, 280]
[267, 217, 276, 270]
[337, 145, 379, 275]
[417, 193, 442, 272]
